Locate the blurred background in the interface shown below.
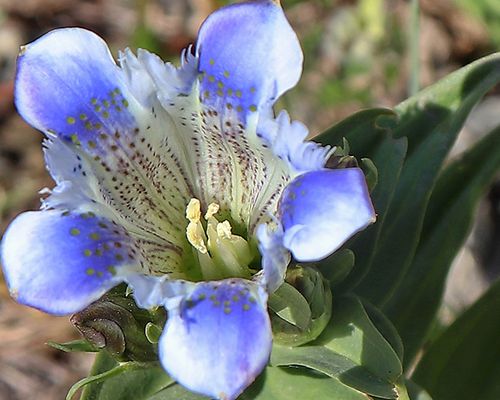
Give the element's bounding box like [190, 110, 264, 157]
[0, 0, 499, 399]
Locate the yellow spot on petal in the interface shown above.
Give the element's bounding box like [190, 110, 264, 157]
[217, 81, 224, 89]
[70, 228, 80, 236]
[102, 111, 110, 118]
[79, 113, 87, 120]
[236, 106, 243, 112]
[223, 70, 230, 78]
[90, 232, 100, 240]
[243, 304, 250, 311]
[86, 268, 95, 275]
[209, 58, 215, 65]
[88, 140, 96, 148]
[235, 90, 242, 98]
[103, 100, 110, 108]
[70, 134, 80, 145]
[66, 116, 76, 124]
[227, 88, 233, 96]
[208, 75, 215, 83]
[224, 307, 231, 314]
[249, 105, 257, 112]
[91, 98, 98, 105]
[122, 99, 129, 107]
[84, 249, 92, 257]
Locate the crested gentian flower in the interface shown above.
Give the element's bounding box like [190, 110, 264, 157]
[1, 1, 375, 399]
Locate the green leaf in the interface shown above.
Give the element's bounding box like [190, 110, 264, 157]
[412, 279, 500, 400]
[354, 52, 500, 305]
[47, 339, 98, 353]
[271, 345, 397, 399]
[315, 108, 396, 153]
[361, 300, 404, 362]
[383, 124, 500, 367]
[316, 248, 355, 287]
[79, 352, 173, 400]
[240, 366, 370, 400]
[406, 379, 433, 400]
[313, 296, 402, 384]
[149, 384, 208, 400]
[316, 107, 408, 293]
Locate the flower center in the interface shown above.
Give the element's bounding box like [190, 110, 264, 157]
[185, 198, 253, 280]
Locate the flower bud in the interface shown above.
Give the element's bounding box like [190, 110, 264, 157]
[71, 284, 165, 362]
[269, 265, 332, 346]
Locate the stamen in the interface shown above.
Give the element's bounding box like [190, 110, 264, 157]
[184, 198, 253, 280]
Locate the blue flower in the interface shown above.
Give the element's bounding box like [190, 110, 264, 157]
[1, 1, 375, 399]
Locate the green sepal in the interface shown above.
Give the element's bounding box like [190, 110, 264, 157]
[269, 265, 332, 346]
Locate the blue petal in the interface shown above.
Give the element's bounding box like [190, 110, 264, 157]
[1, 210, 139, 315]
[196, 0, 302, 118]
[256, 223, 291, 293]
[15, 28, 136, 152]
[159, 280, 272, 400]
[279, 168, 376, 261]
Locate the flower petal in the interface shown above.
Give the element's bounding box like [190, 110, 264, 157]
[256, 223, 291, 293]
[279, 168, 376, 261]
[257, 110, 334, 174]
[196, 0, 302, 118]
[159, 280, 272, 400]
[15, 28, 197, 277]
[16, 28, 136, 145]
[1, 210, 139, 315]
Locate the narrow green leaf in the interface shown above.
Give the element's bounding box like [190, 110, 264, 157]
[313, 296, 402, 383]
[316, 248, 355, 287]
[80, 352, 173, 400]
[315, 108, 396, 153]
[412, 279, 500, 400]
[406, 379, 433, 400]
[315, 107, 408, 293]
[240, 366, 370, 400]
[384, 124, 500, 367]
[47, 339, 98, 353]
[361, 300, 404, 362]
[355, 52, 500, 305]
[271, 345, 397, 399]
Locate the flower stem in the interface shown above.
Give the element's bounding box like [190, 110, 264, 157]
[408, 0, 420, 96]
